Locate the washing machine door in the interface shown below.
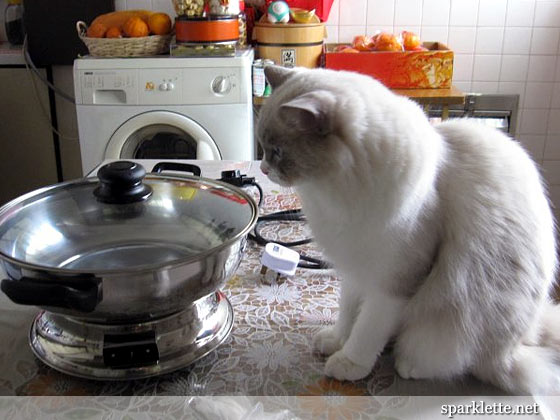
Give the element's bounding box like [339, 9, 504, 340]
[104, 111, 222, 161]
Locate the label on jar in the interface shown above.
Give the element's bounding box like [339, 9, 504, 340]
[281, 49, 296, 67]
[252, 60, 265, 97]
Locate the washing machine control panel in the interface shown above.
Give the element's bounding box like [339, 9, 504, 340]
[77, 67, 242, 106]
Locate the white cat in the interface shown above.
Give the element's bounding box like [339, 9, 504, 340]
[257, 65, 560, 395]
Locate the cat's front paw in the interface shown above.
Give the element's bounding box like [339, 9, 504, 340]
[395, 357, 424, 380]
[324, 350, 372, 381]
[312, 327, 343, 356]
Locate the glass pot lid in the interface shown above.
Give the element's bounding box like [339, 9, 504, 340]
[0, 161, 257, 273]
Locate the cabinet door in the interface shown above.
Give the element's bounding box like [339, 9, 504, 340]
[0, 67, 58, 205]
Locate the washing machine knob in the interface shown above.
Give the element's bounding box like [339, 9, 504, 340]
[158, 83, 167, 91]
[211, 76, 231, 95]
[166, 82, 175, 91]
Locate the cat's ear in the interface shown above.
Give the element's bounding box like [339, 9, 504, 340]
[280, 90, 336, 136]
[264, 65, 294, 89]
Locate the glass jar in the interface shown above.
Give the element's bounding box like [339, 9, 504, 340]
[208, 0, 240, 15]
[173, 0, 205, 17]
[238, 1, 247, 47]
[5, 0, 25, 46]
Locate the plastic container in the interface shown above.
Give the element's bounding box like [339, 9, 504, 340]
[324, 42, 454, 89]
[5, 0, 25, 46]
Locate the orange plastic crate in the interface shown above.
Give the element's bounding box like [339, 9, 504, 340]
[324, 42, 454, 89]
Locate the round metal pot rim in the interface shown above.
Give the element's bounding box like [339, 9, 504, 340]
[0, 173, 258, 276]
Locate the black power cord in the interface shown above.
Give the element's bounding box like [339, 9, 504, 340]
[219, 170, 264, 207]
[219, 170, 331, 270]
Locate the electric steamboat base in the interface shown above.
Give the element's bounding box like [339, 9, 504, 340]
[29, 291, 233, 380]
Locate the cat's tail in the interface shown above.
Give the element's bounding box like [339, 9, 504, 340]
[477, 303, 560, 395]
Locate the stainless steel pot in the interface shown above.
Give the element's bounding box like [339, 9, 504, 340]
[0, 161, 258, 322]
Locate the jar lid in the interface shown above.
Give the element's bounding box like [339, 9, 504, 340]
[7, 0, 22, 5]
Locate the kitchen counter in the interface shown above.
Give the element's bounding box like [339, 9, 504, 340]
[0, 42, 25, 65]
[0, 160, 548, 417]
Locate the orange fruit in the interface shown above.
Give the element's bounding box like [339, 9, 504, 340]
[105, 26, 123, 38]
[352, 35, 374, 51]
[87, 22, 108, 38]
[148, 13, 172, 35]
[402, 31, 421, 51]
[123, 16, 149, 37]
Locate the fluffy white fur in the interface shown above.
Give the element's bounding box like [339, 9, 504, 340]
[257, 65, 560, 395]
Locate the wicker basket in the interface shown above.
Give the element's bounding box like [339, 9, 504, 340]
[76, 21, 172, 57]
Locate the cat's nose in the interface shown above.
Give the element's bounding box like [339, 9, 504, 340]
[260, 162, 269, 175]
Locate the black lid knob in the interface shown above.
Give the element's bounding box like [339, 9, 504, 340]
[94, 161, 153, 204]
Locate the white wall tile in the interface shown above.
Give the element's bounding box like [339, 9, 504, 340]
[453, 81, 472, 92]
[520, 108, 549, 134]
[519, 134, 546, 161]
[506, 0, 536, 27]
[339, 26, 367, 43]
[341, 0, 367, 25]
[448, 27, 477, 54]
[475, 27, 504, 54]
[531, 28, 560, 55]
[473, 55, 502, 81]
[366, 0, 394, 26]
[453, 54, 474, 80]
[548, 109, 560, 133]
[471, 81, 499, 93]
[544, 135, 560, 159]
[534, 1, 560, 27]
[394, 0, 423, 26]
[327, 0, 340, 25]
[478, 0, 507, 26]
[547, 186, 560, 226]
[325, 26, 339, 44]
[115, 0, 127, 11]
[422, 0, 450, 26]
[394, 26, 421, 37]
[541, 159, 560, 185]
[126, 0, 152, 10]
[420, 26, 449, 44]
[450, 0, 479, 26]
[500, 55, 530, 81]
[551, 83, 560, 108]
[528, 55, 557, 81]
[498, 81, 526, 108]
[524, 82, 554, 108]
[367, 26, 394, 37]
[503, 27, 533, 55]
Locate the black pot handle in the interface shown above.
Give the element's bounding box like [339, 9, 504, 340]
[1, 277, 102, 313]
[152, 162, 201, 177]
[94, 161, 153, 204]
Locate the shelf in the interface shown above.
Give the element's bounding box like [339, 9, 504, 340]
[391, 85, 466, 106]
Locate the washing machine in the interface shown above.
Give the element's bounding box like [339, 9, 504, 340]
[73, 49, 255, 175]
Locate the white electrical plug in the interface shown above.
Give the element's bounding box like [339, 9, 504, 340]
[260, 242, 300, 284]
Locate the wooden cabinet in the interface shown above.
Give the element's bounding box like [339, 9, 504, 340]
[0, 67, 58, 205]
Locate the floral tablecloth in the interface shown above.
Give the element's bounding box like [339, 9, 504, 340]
[0, 160, 526, 416]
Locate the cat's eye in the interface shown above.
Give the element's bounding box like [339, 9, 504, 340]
[269, 147, 281, 161]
